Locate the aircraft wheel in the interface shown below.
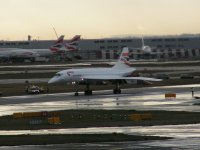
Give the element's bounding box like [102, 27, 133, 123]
[85, 90, 93, 95]
[88, 90, 92, 95]
[113, 89, 121, 94]
[113, 89, 117, 94]
[118, 89, 121, 94]
[89, 90, 92, 95]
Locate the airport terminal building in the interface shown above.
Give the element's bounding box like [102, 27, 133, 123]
[1, 34, 200, 61]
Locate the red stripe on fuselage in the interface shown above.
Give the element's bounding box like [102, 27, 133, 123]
[122, 52, 129, 56]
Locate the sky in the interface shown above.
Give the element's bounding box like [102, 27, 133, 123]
[0, 0, 200, 40]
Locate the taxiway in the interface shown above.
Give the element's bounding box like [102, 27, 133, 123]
[0, 84, 200, 116]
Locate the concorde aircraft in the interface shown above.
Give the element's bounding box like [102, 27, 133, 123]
[48, 47, 161, 96]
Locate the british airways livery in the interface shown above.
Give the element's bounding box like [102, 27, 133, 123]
[48, 47, 161, 96]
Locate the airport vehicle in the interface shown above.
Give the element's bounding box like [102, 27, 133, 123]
[26, 85, 44, 94]
[26, 86, 40, 94]
[48, 47, 161, 96]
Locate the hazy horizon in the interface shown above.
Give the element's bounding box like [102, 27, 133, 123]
[0, 0, 200, 40]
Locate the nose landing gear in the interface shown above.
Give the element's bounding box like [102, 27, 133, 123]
[74, 81, 93, 96]
[74, 80, 122, 96]
[74, 82, 79, 96]
[84, 83, 92, 96]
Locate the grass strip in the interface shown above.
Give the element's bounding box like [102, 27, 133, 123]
[0, 133, 170, 146]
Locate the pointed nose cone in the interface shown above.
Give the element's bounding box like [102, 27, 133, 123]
[48, 78, 55, 84]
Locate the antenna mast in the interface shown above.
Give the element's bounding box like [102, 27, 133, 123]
[52, 26, 58, 38]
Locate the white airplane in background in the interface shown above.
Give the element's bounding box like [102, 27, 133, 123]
[48, 47, 161, 96]
[140, 37, 152, 53]
[130, 37, 153, 54]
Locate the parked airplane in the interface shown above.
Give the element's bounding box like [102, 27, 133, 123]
[0, 35, 65, 62]
[31, 35, 81, 57]
[0, 48, 39, 62]
[0, 35, 81, 62]
[48, 47, 161, 96]
[63, 35, 81, 51]
[140, 37, 152, 53]
[130, 37, 153, 54]
[30, 35, 65, 57]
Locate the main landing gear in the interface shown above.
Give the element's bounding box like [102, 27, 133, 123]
[74, 82, 93, 96]
[74, 82, 79, 96]
[74, 81, 122, 96]
[113, 81, 121, 94]
[84, 83, 92, 96]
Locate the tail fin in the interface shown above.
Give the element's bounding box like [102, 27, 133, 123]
[49, 35, 65, 53]
[54, 35, 64, 44]
[113, 47, 131, 69]
[49, 35, 81, 53]
[141, 37, 144, 47]
[64, 35, 81, 51]
[69, 35, 81, 44]
[141, 37, 152, 53]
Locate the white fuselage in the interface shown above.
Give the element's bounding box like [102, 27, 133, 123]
[0, 48, 39, 58]
[48, 67, 135, 84]
[141, 46, 152, 54]
[31, 49, 53, 57]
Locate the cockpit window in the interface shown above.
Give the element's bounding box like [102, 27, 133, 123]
[55, 73, 61, 77]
